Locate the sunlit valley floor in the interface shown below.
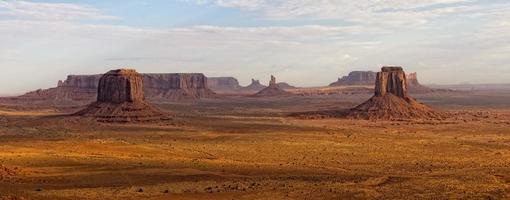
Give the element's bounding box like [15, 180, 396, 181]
[0, 92, 509, 200]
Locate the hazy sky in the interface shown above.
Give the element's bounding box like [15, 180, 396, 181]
[0, 0, 509, 95]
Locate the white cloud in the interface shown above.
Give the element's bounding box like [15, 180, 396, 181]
[0, 0, 117, 21]
[186, 0, 479, 26]
[1, 0, 510, 94]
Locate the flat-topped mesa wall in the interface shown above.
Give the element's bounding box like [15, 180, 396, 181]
[407, 72, 435, 93]
[330, 71, 377, 86]
[9, 73, 215, 105]
[59, 75, 101, 89]
[207, 77, 242, 93]
[143, 73, 215, 100]
[144, 73, 208, 90]
[56, 75, 102, 102]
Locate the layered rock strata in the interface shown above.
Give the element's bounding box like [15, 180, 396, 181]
[348, 67, 440, 120]
[75, 69, 164, 123]
[330, 71, 377, 86]
[253, 75, 292, 97]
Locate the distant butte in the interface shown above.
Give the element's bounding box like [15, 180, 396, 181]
[253, 75, 292, 97]
[330, 71, 377, 86]
[75, 69, 165, 123]
[243, 78, 267, 92]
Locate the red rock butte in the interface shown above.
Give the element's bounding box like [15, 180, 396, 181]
[97, 69, 144, 104]
[75, 69, 165, 123]
[253, 75, 291, 97]
[348, 66, 441, 120]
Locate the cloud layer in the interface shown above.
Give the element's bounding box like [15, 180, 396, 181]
[0, 0, 117, 21]
[0, 0, 509, 94]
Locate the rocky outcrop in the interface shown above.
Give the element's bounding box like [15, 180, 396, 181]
[330, 71, 377, 86]
[55, 75, 101, 102]
[276, 82, 297, 90]
[243, 79, 267, 92]
[13, 74, 100, 104]
[7, 73, 215, 105]
[143, 73, 215, 101]
[407, 72, 434, 93]
[76, 69, 164, 123]
[253, 75, 292, 97]
[329, 70, 444, 94]
[348, 67, 440, 120]
[96, 69, 145, 103]
[207, 77, 242, 93]
[374, 67, 408, 98]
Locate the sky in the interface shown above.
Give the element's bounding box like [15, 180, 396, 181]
[0, 0, 509, 95]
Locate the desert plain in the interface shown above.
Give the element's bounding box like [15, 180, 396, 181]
[0, 89, 509, 200]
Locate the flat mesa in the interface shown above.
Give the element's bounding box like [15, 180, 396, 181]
[347, 66, 441, 120]
[75, 69, 165, 123]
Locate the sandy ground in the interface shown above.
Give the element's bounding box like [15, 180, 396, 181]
[0, 92, 509, 200]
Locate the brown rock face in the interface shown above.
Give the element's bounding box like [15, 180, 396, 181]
[374, 66, 408, 98]
[207, 77, 242, 93]
[269, 75, 277, 86]
[348, 66, 440, 120]
[253, 75, 291, 97]
[407, 72, 434, 93]
[243, 79, 267, 92]
[97, 69, 144, 103]
[143, 73, 215, 101]
[76, 69, 164, 123]
[8, 73, 215, 106]
[55, 75, 101, 103]
[330, 71, 377, 86]
[276, 82, 297, 90]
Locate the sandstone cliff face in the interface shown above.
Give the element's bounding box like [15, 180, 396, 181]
[374, 67, 408, 98]
[10, 73, 215, 105]
[348, 66, 440, 120]
[407, 72, 434, 93]
[76, 69, 164, 123]
[55, 75, 101, 102]
[97, 69, 144, 103]
[330, 71, 377, 86]
[60, 75, 101, 89]
[11, 75, 100, 105]
[143, 73, 215, 101]
[207, 77, 242, 93]
[276, 82, 297, 90]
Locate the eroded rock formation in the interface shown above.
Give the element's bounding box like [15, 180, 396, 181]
[348, 67, 440, 120]
[276, 82, 297, 90]
[7, 73, 215, 105]
[143, 73, 215, 101]
[243, 79, 267, 92]
[330, 71, 377, 86]
[253, 75, 292, 97]
[407, 72, 434, 93]
[207, 77, 242, 93]
[75, 69, 164, 123]
[8, 74, 104, 105]
[374, 67, 408, 98]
